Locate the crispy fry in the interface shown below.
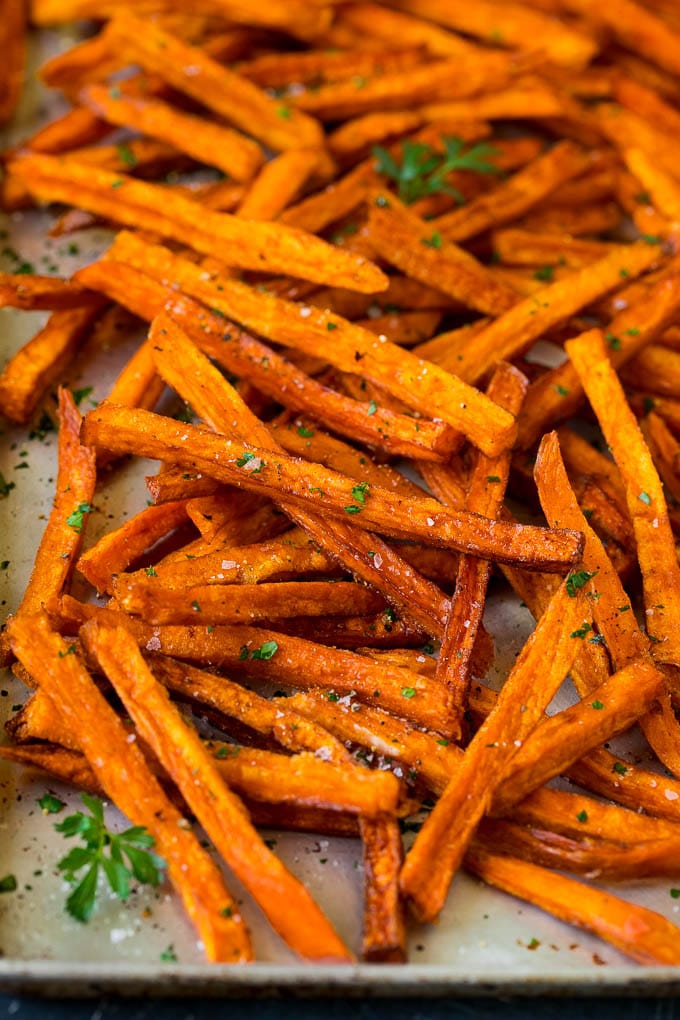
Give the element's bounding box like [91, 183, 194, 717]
[566, 0, 680, 77]
[400, 580, 587, 922]
[236, 149, 328, 220]
[435, 363, 527, 739]
[81, 402, 583, 572]
[8, 612, 252, 963]
[80, 84, 263, 183]
[0, 274, 99, 311]
[517, 270, 680, 448]
[446, 243, 659, 386]
[0, 390, 95, 666]
[0, 0, 26, 124]
[642, 412, 680, 505]
[388, 0, 597, 68]
[364, 194, 517, 317]
[82, 618, 352, 962]
[434, 141, 590, 242]
[465, 846, 680, 965]
[104, 231, 518, 453]
[360, 815, 406, 962]
[567, 330, 680, 668]
[10, 156, 387, 293]
[0, 302, 105, 424]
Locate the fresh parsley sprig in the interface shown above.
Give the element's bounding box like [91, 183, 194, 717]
[55, 793, 166, 922]
[372, 135, 502, 205]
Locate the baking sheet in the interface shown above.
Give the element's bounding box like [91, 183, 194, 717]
[2, 26, 680, 998]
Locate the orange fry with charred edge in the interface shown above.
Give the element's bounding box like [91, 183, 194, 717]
[9, 156, 387, 294]
[400, 580, 587, 923]
[55, 603, 453, 734]
[77, 259, 456, 463]
[239, 44, 430, 90]
[146, 654, 349, 762]
[437, 243, 659, 386]
[434, 140, 590, 242]
[80, 84, 263, 184]
[76, 501, 190, 594]
[143, 310, 450, 638]
[0, 274, 100, 311]
[81, 619, 352, 963]
[0, 303, 105, 424]
[0, 390, 95, 667]
[465, 845, 680, 965]
[360, 815, 406, 962]
[113, 578, 387, 625]
[491, 229, 615, 268]
[435, 363, 527, 739]
[478, 818, 680, 883]
[104, 232, 516, 455]
[103, 337, 166, 419]
[567, 330, 680, 668]
[364, 194, 517, 318]
[8, 613, 252, 963]
[104, 14, 323, 152]
[517, 270, 680, 448]
[81, 402, 583, 573]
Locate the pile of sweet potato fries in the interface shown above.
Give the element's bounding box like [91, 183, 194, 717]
[5, 0, 680, 966]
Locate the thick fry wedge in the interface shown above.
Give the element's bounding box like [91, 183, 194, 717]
[81, 618, 352, 962]
[0, 0, 26, 124]
[8, 612, 252, 964]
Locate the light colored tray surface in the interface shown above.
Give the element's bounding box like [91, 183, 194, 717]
[2, 27, 680, 998]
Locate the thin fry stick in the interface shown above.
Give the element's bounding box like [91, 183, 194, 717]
[82, 618, 353, 962]
[400, 581, 587, 922]
[8, 612, 252, 963]
[10, 155, 387, 293]
[567, 330, 680, 668]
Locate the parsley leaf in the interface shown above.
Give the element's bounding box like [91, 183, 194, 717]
[566, 569, 597, 597]
[250, 640, 278, 661]
[66, 503, 93, 533]
[372, 135, 501, 205]
[55, 794, 166, 922]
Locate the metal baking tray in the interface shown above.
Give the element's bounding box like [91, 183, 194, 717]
[2, 27, 680, 998]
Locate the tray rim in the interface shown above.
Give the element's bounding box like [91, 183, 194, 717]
[0, 961, 680, 999]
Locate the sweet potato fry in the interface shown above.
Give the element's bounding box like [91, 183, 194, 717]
[145, 653, 349, 761]
[8, 612, 252, 963]
[566, 0, 680, 77]
[81, 402, 583, 572]
[104, 231, 518, 453]
[567, 330, 680, 668]
[435, 363, 527, 739]
[623, 148, 680, 222]
[400, 580, 587, 922]
[447, 243, 659, 386]
[113, 578, 387, 626]
[360, 815, 406, 962]
[79, 84, 263, 183]
[388, 0, 597, 68]
[434, 140, 590, 242]
[236, 149, 329, 220]
[290, 52, 520, 121]
[81, 618, 352, 962]
[642, 412, 680, 504]
[622, 344, 680, 398]
[10, 156, 387, 293]
[335, 4, 482, 59]
[0, 274, 99, 311]
[491, 228, 616, 268]
[0, 0, 26, 124]
[517, 269, 680, 448]
[420, 80, 565, 122]
[0, 390, 95, 666]
[77, 501, 191, 594]
[364, 194, 517, 317]
[0, 302, 105, 424]
[104, 14, 323, 152]
[465, 846, 680, 965]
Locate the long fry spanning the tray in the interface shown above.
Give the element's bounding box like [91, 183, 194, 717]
[10, 0, 680, 974]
